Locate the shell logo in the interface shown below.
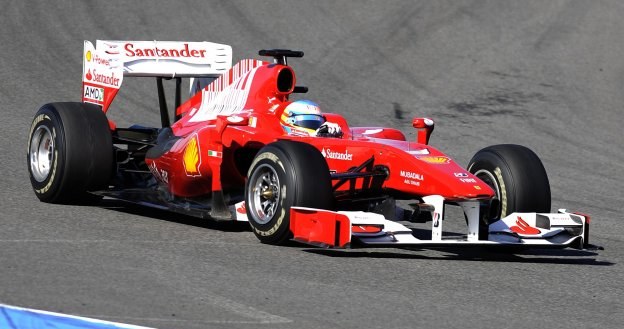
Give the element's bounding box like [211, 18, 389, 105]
[418, 156, 451, 164]
[183, 135, 201, 176]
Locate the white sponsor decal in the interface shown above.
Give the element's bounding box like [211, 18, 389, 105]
[407, 149, 430, 155]
[362, 129, 383, 135]
[400, 170, 423, 186]
[404, 179, 421, 186]
[227, 115, 245, 123]
[454, 172, 469, 177]
[400, 170, 423, 180]
[459, 178, 477, 183]
[549, 215, 580, 225]
[83, 85, 104, 102]
[321, 148, 353, 161]
[268, 103, 280, 114]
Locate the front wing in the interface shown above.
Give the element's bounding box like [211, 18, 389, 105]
[286, 195, 590, 250]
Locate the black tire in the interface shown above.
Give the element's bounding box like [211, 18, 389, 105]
[467, 144, 551, 223]
[27, 102, 114, 204]
[245, 140, 333, 245]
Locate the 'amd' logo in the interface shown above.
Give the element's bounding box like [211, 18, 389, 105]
[83, 85, 104, 102]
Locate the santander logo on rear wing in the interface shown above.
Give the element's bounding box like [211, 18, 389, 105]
[82, 40, 232, 112]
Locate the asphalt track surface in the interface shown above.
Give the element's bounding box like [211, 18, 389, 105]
[1, 1, 623, 328]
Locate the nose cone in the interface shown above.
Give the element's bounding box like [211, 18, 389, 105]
[452, 177, 495, 199]
[421, 172, 495, 200]
[412, 157, 496, 200]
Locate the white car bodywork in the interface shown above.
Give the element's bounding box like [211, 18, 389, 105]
[234, 195, 589, 249]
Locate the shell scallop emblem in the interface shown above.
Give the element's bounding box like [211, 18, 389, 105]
[418, 156, 451, 164]
[183, 136, 201, 176]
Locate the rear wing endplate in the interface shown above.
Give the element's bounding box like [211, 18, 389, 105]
[82, 40, 232, 112]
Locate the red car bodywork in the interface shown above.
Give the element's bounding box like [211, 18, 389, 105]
[141, 58, 495, 202]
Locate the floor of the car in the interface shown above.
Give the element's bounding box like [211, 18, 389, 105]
[94, 187, 245, 221]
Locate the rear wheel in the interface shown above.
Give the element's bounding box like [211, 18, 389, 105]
[27, 102, 114, 204]
[467, 144, 551, 224]
[245, 140, 333, 245]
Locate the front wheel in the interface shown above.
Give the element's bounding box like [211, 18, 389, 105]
[467, 144, 551, 223]
[245, 141, 333, 245]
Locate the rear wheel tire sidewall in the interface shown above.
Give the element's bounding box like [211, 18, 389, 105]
[245, 141, 332, 245]
[28, 107, 67, 201]
[27, 102, 113, 204]
[468, 144, 551, 223]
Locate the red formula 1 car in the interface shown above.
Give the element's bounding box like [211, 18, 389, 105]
[27, 40, 591, 250]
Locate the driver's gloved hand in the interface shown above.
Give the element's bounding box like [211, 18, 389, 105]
[314, 122, 343, 138]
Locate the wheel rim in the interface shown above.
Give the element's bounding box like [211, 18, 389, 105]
[474, 169, 500, 199]
[30, 126, 55, 182]
[474, 168, 502, 219]
[249, 164, 281, 225]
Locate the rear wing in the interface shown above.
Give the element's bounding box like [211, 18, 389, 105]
[82, 40, 232, 112]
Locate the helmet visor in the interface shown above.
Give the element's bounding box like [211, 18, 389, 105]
[291, 114, 325, 130]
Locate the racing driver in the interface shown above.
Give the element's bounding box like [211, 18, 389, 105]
[280, 99, 343, 138]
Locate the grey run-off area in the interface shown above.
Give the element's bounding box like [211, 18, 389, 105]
[1, 1, 622, 328]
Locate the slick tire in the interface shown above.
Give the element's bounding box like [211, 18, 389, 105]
[27, 102, 114, 204]
[245, 140, 333, 245]
[467, 144, 551, 224]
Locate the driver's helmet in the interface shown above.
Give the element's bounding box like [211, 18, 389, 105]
[280, 100, 325, 135]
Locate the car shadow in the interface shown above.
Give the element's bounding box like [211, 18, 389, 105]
[302, 246, 613, 266]
[98, 199, 251, 232]
[98, 199, 611, 266]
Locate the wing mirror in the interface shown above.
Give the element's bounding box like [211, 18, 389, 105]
[412, 117, 435, 144]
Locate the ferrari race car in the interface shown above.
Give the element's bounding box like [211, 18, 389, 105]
[27, 40, 591, 250]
